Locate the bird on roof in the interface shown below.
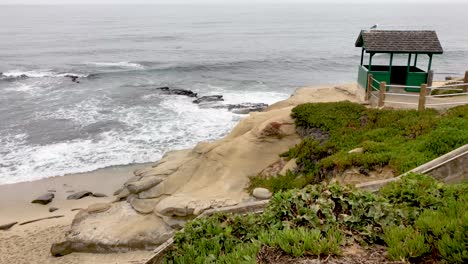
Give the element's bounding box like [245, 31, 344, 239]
[370, 24, 378, 29]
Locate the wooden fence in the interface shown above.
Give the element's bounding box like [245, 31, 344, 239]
[366, 71, 468, 111]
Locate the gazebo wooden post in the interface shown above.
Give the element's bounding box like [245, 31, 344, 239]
[360, 48, 364, 66]
[406, 53, 412, 74]
[463, 71, 468, 93]
[389, 53, 394, 83]
[368, 53, 374, 71]
[427, 54, 433, 72]
[427, 70, 434, 87]
[366, 73, 373, 101]
[418, 84, 427, 111]
[378, 81, 386, 107]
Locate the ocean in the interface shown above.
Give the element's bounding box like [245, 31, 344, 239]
[0, 4, 467, 184]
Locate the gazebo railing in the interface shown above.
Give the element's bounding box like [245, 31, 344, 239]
[365, 71, 468, 111]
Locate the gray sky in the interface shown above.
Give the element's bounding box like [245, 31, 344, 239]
[0, 0, 466, 4]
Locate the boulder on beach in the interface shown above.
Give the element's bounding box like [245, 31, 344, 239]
[126, 176, 164, 194]
[0, 222, 18, 231]
[51, 202, 173, 255]
[49, 207, 59, 213]
[92, 193, 108, 198]
[31, 193, 55, 205]
[67, 191, 93, 200]
[253, 188, 272, 200]
[156, 87, 198, 97]
[192, 95, 223, 104]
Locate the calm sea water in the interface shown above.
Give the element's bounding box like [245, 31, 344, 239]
[0, 4, 467, 184]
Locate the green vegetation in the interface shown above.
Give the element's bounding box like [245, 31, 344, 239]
[249, 102, 468, 192]
[163, 102, 468, 263]
[164, 174, 468, 263]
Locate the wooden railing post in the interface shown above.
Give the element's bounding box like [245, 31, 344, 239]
[366, 74, 373, 101]
[418, 84, 427, 111]
[463, 71, 468, 93]
[378, 81, 386, 107]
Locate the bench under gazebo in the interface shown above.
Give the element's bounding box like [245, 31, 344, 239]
[356, 30, 443, 92]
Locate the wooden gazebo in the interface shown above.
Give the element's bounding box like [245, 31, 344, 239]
[356, 30, 443, 92]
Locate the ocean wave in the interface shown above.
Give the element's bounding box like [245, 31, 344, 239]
[0, 70, 88, 80]
[85, 61, 145, 69]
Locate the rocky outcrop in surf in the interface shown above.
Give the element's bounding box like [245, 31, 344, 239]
[50, 84, 360, 256]
[0, 71, 87, 82]
[156, 87, 268, 114]
[156, 87, 198, 97]
[192, 95, 224, 104]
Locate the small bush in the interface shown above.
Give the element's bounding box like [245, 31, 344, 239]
[258, 227, 343, 257]
[384, 225, 430, 261]
[247, 170, 309, 193]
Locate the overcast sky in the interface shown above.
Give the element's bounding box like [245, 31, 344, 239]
[0, 0, 466, 4]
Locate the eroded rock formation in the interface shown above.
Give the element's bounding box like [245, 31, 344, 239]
[51, 84, 360, 256]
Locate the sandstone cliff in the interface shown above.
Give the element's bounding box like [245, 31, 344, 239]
[51, 84, 361, 255]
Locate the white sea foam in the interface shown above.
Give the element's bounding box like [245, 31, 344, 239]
[199, 84, 289, 105]
[0, 94, 238, 184]
[5, 83, 38, 93]
[0, 84, 290, 185]
[1, 70, 87, 78]
[86, 61, 145, 69]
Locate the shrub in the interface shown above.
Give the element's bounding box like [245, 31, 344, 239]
[258, 227, 343, 257]
[164, 174, 468, 263]
[383, 225, 430, 261]
[273, 101, 468, 182]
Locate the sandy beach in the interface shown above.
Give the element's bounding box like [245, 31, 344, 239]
[0, 163, 155, 264]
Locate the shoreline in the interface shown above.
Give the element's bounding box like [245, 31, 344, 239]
[0, 83, 361, 263]
[0, 163, 156, 264]
[0, 163, 154, 225]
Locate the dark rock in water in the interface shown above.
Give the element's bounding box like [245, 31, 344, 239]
[64, 74, 79, 83]
[67, 191, 93, 200]
[193, 95, 224, 104]
[49, 207, 59, 213]
[32, 193, 55, 205]
[92, 193, 108, 198]
[0, 73, 28, 81]
[198, 102, 268, 114]
[51, 241, 73, 257]
[156, 87, 197, 97]
[229, 103, 268, 114]
[0, 222, 18, 231]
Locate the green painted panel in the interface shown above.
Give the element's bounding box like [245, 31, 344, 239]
[369, 70, 390, 91]
[406, 72, 427, 92]
[357, 65, 368, 89]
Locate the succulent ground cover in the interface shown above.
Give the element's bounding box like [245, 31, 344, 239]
[249, 102, 468, 192]
[163, 102, 468, 263]
[163, 174, 467, 263]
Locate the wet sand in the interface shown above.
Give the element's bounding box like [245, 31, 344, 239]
[0, 163, 155, 264]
